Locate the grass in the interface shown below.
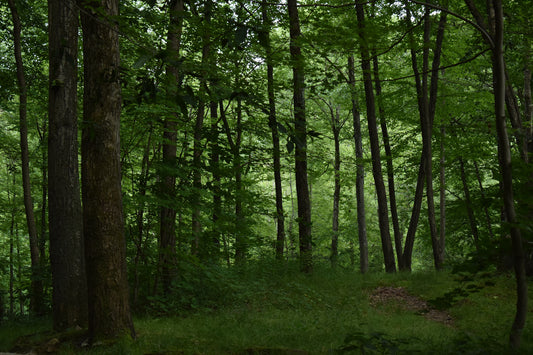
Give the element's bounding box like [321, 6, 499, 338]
[0, 262, 532, 354]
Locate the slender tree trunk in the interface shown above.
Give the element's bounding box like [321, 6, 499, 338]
[79, 0, 135, 341]
[372, 51, 404, 270]
[233, 99, 245, 263]
[288, 0, 312, 273]
[262, 0, 286, 261]
[133, 128, 154, 305]
[356, 1, 396, 272]
[192, 0, 212, 256]
[439, 124, 446, 257]
[210, 101, 222, 261]
[7, 0, 44, 315]
[48, 0, 87, 330]
[159, 0, 184, 292]
[331, 106, 341, 267]
[348, 55, 368, 273]
[459, 157, 480, 252]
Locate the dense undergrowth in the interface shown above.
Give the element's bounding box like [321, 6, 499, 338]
[0, 260, 532, 354]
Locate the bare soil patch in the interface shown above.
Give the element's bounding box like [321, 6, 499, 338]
[369, 286, 453, 326]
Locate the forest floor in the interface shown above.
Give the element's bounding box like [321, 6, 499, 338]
[1, 262, 532, 354]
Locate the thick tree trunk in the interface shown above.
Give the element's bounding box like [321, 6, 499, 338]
[262, 0, 286, 261]
[356, 2, 396, 272]
[7, 0, 44, 315]
[159, 0, 184, 292]
[288, 0, 312, 273]
[348, 55, 368, 273]
[79, 0, 135, 341]
[48, 0, 87, 330]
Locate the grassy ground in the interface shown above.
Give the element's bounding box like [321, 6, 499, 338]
[1, 263, 532, 354]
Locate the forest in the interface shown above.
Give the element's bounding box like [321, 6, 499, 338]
[0, 0, 532, 353]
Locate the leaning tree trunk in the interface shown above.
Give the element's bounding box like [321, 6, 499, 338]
[348, 55, 368, 273]
[48, 0, 87, 330]
[356, 1, 396, 272]
[79, 0, 135, 341]
[288, 0, 312, 273]
[7, 0, 44, 316]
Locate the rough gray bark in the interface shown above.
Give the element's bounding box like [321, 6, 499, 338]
[48, 0, 87, 330]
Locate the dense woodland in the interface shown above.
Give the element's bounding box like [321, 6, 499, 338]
[0, 0, 532, 351]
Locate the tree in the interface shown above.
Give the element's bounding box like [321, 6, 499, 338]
[355, 1, 396, 272]
[261, 0, 286, 261]
[348, 55, 368, 273]
[7, 0, 44, 315]
[79, 0, 135, 341]
[288, 0, 312, 273]
[159, 0, 184, 293]
[47, 0, 87, 330]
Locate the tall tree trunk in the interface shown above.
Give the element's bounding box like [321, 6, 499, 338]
[159, 0, 184, 292]
[192, 0, 212, 256]
[234, 99, 245, 263]
[7, 0, 44, 315]
[439, 124, 446, 258]
[463, 0, 527, 346]
[372, 50, 404, 270]
[48, 0, 87, 330]
[288, 0, 312, 273]
[79, 0, 135, 341]
[262, 0, 286, 261]
[420, 7, 440, 270]
[403, 3, 447, 270]
[348, 55, 368, 273]
[356, 1, 396, 272]
[490, 1, 527, 347]
[210, 101, 222, 261]
[133, 128, 153, 306]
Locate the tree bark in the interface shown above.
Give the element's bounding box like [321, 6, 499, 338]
[490, 0, 527, 348]
[288, 0, 312, 273]
[79, 0, 135, 341]
[48, 0, 87, 330]
[7, 0, 44, 315]
[356, 1, 396, 272]
[262, 0, 286, 261]
[348, 55, 368, 273]
[159, 0, 184, 292]
[192, 0, 212, 256]
[372, 50, 404, 270]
